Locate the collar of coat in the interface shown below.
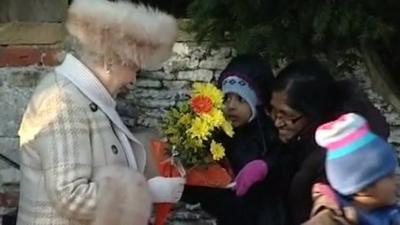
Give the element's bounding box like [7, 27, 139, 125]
[55, 54, 146, 170]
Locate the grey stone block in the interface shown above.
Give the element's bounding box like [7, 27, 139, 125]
[0, 88, 33, 136]
[0, 137, 20, 172]
[199, 58, 231, 70]
[7, 69, 42, 88]
[140, 71, 175, 80]
[210, 47, 232, 59]
[164, 57, 191, 73]
[173, 43, 191, 57]
[163, 81, 191, 90]
[177, 70, 213, 82]
[136, 79, 162, 88]
[135, 99, 176, 108]
[130, 89, 189, 101]
[135, 116, 161, 127]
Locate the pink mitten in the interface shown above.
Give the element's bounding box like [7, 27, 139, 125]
[312, 183, 338, 205]
[234, 160, 268, 197]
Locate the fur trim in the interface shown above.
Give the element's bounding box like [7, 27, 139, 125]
[93, 166, 152, 225]
[66, 0, 177, 69]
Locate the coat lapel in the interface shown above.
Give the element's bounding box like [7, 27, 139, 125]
[55, 54, 146, 171]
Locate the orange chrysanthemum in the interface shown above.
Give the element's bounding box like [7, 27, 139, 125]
[191, 95, 213, 114]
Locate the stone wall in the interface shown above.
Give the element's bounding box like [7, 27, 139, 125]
[119, 42, 234, 128]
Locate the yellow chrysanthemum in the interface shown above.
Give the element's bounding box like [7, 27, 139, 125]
[202, 108, 225, 128]
[210, 140, 225, 161]
[192, 83, 224, 108]
[187, 117, 212, 140]
[221, 120, 234, 137]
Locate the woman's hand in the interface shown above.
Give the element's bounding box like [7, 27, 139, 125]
[148, 177, 185, 203]
[234, 159, 268, 197]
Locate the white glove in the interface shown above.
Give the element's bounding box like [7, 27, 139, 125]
[147, 176, 185, 203]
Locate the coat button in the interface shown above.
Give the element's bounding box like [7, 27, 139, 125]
[111, 145, 118, 154]
[89, 103, 98, 112]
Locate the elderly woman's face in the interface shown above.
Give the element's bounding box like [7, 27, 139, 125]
[269, 91, 308, 143]
[113, 63, 140, 91]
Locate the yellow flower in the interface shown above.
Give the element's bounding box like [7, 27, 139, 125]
[192, 83, 224, 109]
[221, 120, 234, 137]
[161, 82, 234, 166]
[210, 140, 225, 161]
[202, 109, 225, 128]
[187, 117, 211, 140]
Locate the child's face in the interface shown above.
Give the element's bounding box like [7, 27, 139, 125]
[369, 173, 398, 206]
[355, 173, 397, 208]
[223, 93, 252, 128]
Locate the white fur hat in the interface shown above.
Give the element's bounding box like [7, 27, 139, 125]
[66, 0, 177, 69]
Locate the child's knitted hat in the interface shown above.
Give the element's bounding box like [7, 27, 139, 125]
[315, 113, 397, 195]
[221, 76, 258, 121]
[218, 55, 274, 121]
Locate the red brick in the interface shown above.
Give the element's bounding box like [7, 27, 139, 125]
[0, 46, 61, 67]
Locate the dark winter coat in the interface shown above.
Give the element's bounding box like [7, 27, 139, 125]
[182, 109, 288, 225]
[282, 98, 390, 225]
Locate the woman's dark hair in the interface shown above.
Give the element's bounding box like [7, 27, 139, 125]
[217, 54, 274, 106]
[272, 58, 354, 125]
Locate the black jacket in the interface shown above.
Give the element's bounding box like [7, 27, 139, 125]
[182, 109, 288, 225]
[217, 108, 288, 225]
[282, 98, 390, 225]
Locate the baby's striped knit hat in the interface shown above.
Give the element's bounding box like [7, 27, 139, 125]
[315, 113, 397, 195]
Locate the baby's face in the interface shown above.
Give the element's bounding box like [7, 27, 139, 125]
[368, 173, 398, 207]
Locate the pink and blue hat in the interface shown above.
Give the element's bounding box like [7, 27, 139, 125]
[315, 113, 397, 195]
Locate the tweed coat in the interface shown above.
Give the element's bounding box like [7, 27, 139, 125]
[17, 59, 154, 225]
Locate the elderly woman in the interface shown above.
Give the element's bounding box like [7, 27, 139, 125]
[17, 1, 184, 225]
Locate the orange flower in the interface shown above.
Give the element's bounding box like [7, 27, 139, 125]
[191, 95, 213, 114]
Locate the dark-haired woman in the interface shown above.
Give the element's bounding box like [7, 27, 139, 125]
[268, 58, 389, 225]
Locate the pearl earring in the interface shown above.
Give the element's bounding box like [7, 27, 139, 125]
[104, 61, 112, 74]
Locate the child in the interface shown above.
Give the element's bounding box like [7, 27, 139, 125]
[304, 113, 400, 225]
[182, 55, 287, 225]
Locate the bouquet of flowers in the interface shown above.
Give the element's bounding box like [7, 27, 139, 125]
[162, 82, 234, 168]
[150, 83, 235, 225]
